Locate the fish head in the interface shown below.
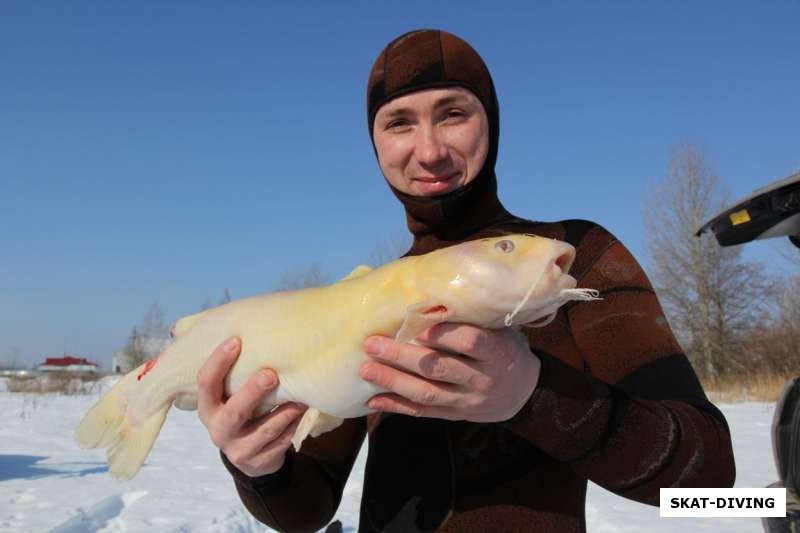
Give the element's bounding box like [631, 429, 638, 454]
[417, 235, 581, 328]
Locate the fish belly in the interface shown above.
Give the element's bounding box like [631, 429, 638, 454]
[183, 287, 391, 419]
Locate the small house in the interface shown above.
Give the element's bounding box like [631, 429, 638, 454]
[38, 355, 99, 373]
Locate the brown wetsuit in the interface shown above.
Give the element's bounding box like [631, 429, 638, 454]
[221, 30, 735, 532]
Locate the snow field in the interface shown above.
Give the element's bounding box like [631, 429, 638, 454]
[0, 386, 778, 532]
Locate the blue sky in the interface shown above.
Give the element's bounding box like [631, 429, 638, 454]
[1, 2, 798, 368]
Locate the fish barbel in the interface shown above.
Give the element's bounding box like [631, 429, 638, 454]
[75, 235, 599, 479]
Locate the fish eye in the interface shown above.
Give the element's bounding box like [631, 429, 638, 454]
[495, 239, 514, 253]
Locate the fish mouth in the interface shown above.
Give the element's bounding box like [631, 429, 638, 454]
[503, 244, 578, 327]
[504, 271, 581, 328]
[512, 285, 601, 328]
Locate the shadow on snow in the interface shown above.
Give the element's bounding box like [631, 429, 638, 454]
[0, 454, 107, 481]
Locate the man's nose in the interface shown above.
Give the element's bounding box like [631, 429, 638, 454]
[415, 125, 449, 167]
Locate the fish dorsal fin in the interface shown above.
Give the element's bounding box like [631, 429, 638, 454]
[291, 408, 344, 451]
[341, 264, 373, 281]
[170, 309, 210, 338]
[395, 302, 452, 344]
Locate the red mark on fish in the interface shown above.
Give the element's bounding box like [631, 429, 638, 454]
[137, 359, 157, 381]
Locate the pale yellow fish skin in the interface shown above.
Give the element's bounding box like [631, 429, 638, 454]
[77, 234, 600, 478]
[126, 234, 591, 421]
[129, 253, 428, 422]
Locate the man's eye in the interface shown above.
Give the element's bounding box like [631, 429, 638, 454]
[386, 120, 409, 131]
[444, 109, 466, 121]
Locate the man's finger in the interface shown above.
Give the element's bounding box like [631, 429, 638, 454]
[245, 412, 307, 472]
[228, 403, 307, 465]
[226, 410, 306, 477]
[359, 361, 459, 407]
[197, 337, 241, 417]
[367, 393, 458, 420]
[415, 323, 497, 361]
[248, 403, 307, 446]
[221, 368, 280, 430]
[364, 337, 477, 385]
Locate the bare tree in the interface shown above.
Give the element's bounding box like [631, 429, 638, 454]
[771, 274, 800, 371]
[219, 288, 232, 305]
[271, 235, 411, 295]
[119, 301, 170, 371]
[740, 274, 800, 376]
[0, 346, 23, 370]
[121, 326, 148, 370]
[274, 262, 332, 292]
[199, 288, 233, 312]
[140, 300, 169, 339]
[644, 142, 776, 378]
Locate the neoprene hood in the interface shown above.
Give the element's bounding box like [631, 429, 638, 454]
[367, 29, 509, 253]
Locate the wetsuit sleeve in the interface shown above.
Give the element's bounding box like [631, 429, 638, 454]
[221, 416, 367, 532]
[501, 222, 735, 505]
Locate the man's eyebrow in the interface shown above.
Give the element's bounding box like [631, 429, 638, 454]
[380, 107, 412, 119]
[379, 94, 474, 120]
[433, 95, 470, 108]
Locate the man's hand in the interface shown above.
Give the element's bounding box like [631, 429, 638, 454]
[359, 324, 540, 423]
[197, 337, 308, 477]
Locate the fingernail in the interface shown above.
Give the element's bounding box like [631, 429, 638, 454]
[257, 371, 275, 389]
[360, 364, 376, 381]
[224, 337, 239, 353]
[364, 338, 382, 355]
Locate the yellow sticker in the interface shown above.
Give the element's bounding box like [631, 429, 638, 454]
[729, 209, 751, 226]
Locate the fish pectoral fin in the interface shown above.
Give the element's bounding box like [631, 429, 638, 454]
[291, 408, 344, 451]
[341, 264, 373, 281]
[395, 302, 452, 344]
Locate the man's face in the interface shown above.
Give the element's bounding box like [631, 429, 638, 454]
[372, 87, 489, 197]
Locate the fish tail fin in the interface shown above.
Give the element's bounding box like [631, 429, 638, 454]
[75, 362, 170, 479]
[75, 365, 142, 450]
[106, 403, 169, 479]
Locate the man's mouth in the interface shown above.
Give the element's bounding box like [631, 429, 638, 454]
[412, 172, 462, 194]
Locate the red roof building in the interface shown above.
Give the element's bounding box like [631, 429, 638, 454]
[38, 355, 99, 372]
[43, 356, 95, 366]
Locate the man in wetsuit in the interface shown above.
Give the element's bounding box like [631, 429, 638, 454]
[197, 29, 736, 532]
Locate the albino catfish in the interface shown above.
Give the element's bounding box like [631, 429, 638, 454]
[76, 235, 599, 479]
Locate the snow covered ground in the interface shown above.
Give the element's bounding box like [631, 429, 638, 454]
[0, 379, 780, 532]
